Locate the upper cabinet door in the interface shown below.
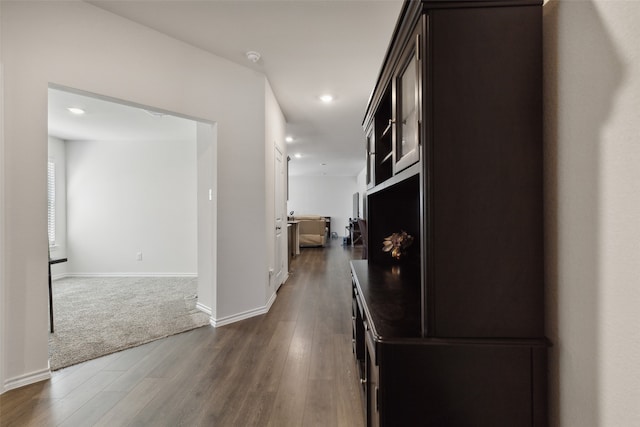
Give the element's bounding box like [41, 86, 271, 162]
[393, 22, 423, 174]
[366, 126, 375, 189]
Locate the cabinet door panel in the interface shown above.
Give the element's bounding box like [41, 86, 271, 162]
[379, 343, 536, 426]
[366, 128, 375, 188]
[366, 345, 380, 427]
[429, 6, 543, 338]
[393, 19, 423, 173]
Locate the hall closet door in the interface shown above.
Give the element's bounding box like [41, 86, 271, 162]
[274, 146, 285, 290]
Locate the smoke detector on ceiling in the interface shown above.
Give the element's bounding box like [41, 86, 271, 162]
[145, 110, 165, 118]
[246, 51, 261, 63]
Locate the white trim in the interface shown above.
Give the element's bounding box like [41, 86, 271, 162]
[195, 302, 211, 316]
[210, 292, 277, 328]
[51, 273, 198, 282]
[0, 46, 5, 396]
[4, 368, 51, 393]
[61, 273, 198, 278]
[265, 290, 277, 311]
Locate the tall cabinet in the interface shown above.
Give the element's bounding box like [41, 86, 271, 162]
[351, 0, 548, 425]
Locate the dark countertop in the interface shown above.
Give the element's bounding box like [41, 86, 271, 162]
[350, 259, 422, 341]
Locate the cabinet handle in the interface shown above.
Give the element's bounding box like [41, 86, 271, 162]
[416, 33, 421, 61]
[381, 119, 395, 138]
[360, 378, 367, 385]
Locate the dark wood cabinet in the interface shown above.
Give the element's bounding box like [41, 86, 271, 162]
[351, 263, 547, 426]
[352, 1, 548, 425]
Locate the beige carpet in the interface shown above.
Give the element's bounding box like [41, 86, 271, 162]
[48, 276, 210, 370]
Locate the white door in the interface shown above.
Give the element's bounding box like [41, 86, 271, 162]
[274, 146, 285, 289]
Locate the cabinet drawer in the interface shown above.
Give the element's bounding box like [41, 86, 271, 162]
[376, 342, 546, 426]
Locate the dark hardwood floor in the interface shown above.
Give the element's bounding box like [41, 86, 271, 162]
[1, 240, 365, 427]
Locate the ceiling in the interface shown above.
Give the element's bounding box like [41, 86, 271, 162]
[49, 0, 404, 176]
[49, 87, 198, 143]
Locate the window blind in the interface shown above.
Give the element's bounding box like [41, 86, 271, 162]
[47, 160, 56, 246]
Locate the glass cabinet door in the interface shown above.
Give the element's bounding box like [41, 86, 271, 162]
[366, 128, 375, 188]
[394, 26, 422, 173]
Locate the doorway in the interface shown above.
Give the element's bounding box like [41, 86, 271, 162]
[47, 85, 216, 369]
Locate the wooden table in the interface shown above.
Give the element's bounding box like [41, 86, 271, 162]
[48, 257, 67, 333]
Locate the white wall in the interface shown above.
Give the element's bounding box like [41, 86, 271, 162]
[288, 175, 358, 238]
[0, 1, 275, 391]
[65, 138, 197, 276]
[544, 1, 640, 426]
[47, 136, 68, 278]
[196, 122, 217, 318]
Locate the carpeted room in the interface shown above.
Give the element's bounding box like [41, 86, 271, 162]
[47, 88, 210, 370]
[49, 277, 209, 370]
[48, 276, 209, 370]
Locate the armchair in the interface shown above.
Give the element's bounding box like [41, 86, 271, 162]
[292, 215, 328, 247]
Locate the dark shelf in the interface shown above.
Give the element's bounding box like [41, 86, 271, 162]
[351, 260, 422, 340]
[366, 162, 420, 197]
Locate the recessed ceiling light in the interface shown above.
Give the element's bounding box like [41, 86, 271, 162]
[294, 153, 302, 159]
[285, 136, 293, 143]
[67, 107, 85, 115]
[319, 94, 334, 103]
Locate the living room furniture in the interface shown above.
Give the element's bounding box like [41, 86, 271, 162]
[287, 220, 301, 258]
[291, 215, 328, 247]
[352, 1, 548, 425]
[348, 218, 362, 247]
[357, 219, 368, 259]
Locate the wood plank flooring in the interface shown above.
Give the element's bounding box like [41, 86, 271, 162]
[0, 240, 365, 426]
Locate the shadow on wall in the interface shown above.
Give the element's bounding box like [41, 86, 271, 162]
[543, 1, 623, 426]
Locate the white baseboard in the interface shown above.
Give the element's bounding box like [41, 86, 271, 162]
[210, 292, 277, 328]
[59, 273, 198, 278]
[3, 368, 51, 393]
[266, 290, 277, 311]
[196, 302, 212, 316]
